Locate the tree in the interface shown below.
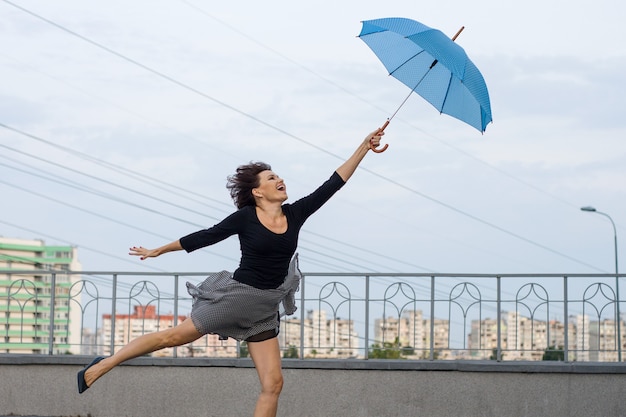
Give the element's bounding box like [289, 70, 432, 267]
[283, 345, 299, 358]
[401, 345, 415, 356]
[239, 341, 249, 358]
[542, 345, 565, 361]
[421, 350, 439, 360]
[368, 337, 411, 359]
[489, 348, 499, 360]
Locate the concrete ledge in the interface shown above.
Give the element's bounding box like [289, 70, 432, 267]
[2, 354, 625, 373]
[2, 355, 626, 417]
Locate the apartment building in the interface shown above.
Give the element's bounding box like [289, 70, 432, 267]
[468, 317, 502, 359]
[547, 318, 578, 355]
[280, 309, 360, 358]
[0, 236, 82, 354]
[467, 312, 624, 361]
[588, 318, 626, 362]
[374, 310, 451, 359]
[425, 318, 451, 359]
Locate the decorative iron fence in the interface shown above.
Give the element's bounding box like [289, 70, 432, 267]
[1, 269, 624, 362]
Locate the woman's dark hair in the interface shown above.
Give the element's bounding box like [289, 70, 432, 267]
[226, 161, 271, 209]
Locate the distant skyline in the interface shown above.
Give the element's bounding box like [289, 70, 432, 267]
[1, 0, 625, 278]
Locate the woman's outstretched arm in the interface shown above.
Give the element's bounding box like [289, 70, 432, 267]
[129, 240, 183, 260]
[335, 128, 384, 182]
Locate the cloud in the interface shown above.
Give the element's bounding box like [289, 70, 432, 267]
[1, 0, 624, 277]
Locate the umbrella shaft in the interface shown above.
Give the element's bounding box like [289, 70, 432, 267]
[388, 68, 431, 123]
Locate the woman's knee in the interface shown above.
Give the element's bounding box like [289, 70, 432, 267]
[161, 321, 201, 348]
[260, 370, 283, 396]
[160, 330, 181, 348]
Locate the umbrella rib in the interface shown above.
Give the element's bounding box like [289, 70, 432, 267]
[388, 50, 426, 77]
[439, 73, 454, 114]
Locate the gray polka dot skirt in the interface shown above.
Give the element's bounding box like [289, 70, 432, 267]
[186, 254, 301, 341]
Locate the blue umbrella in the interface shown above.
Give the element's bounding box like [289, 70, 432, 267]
[359, 17, 493, 152]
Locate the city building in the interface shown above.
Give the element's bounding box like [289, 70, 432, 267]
[572, 314, 590, 362]
[468, 312, 626, 362]
[468, 317, 503, 359]
[0, 236, 82, 354]
[80, 327, 101, 356]
[425, 318, 451, 359]
[504, 311, 549, 361]
[547, 317, 578, 361]
[374, 310, 451, 359]
[588, 318, 626, 362]
[280, 310, 360, 358]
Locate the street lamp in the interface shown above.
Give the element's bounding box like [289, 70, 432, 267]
[581, 206, 621, 361]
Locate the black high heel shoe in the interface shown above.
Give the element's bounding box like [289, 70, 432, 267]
[77, 356, 105, 394]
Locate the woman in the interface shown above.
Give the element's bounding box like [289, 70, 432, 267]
[77, 128, 384, 417]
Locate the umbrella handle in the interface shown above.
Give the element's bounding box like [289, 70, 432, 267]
[369, 120, 390, 153]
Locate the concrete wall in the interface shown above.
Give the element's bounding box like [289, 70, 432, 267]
[1, 355, 625, 417]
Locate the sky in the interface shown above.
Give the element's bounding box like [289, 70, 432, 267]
[1, 0, 625, 285]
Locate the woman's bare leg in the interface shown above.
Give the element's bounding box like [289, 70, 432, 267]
[248, 337, 283, 417]
[84, 318, 202, 388]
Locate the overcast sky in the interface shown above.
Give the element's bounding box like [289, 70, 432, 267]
[2, 0, 625, 283]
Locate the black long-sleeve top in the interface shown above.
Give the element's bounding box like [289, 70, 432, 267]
[179, 171, 345, 289]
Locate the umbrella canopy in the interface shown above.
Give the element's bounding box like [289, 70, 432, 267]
[359, 17, 492, 134]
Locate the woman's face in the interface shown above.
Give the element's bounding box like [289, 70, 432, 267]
[254, 170, 288, 203]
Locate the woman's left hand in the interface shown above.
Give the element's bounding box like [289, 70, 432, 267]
[129, 246, 158, 260]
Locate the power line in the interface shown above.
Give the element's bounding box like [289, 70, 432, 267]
[0, 142, 222, 226]
[2, 121, 599, 279]
[0, 123, 231, 215]
[179, 0, 584, 212]
[0, 161, 209, 235]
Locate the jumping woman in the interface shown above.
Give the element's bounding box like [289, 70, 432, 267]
[77, 128, 384, 417]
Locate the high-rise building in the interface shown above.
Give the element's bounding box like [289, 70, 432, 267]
[469, 312, 626, 362]
[572, 314, 590, 362]
[504, 311, 549, 361]
[0, 236, 82, 354]
[469, 317, 502, 359]
[281, 310, 360, 358]
[373, 310, 451, 359]
[424, 317, 451, 359]
[374, 314, 413, 347]
[588, 318, 626, 362]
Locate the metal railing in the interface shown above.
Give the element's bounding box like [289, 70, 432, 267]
[1, 269, 624, 362]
